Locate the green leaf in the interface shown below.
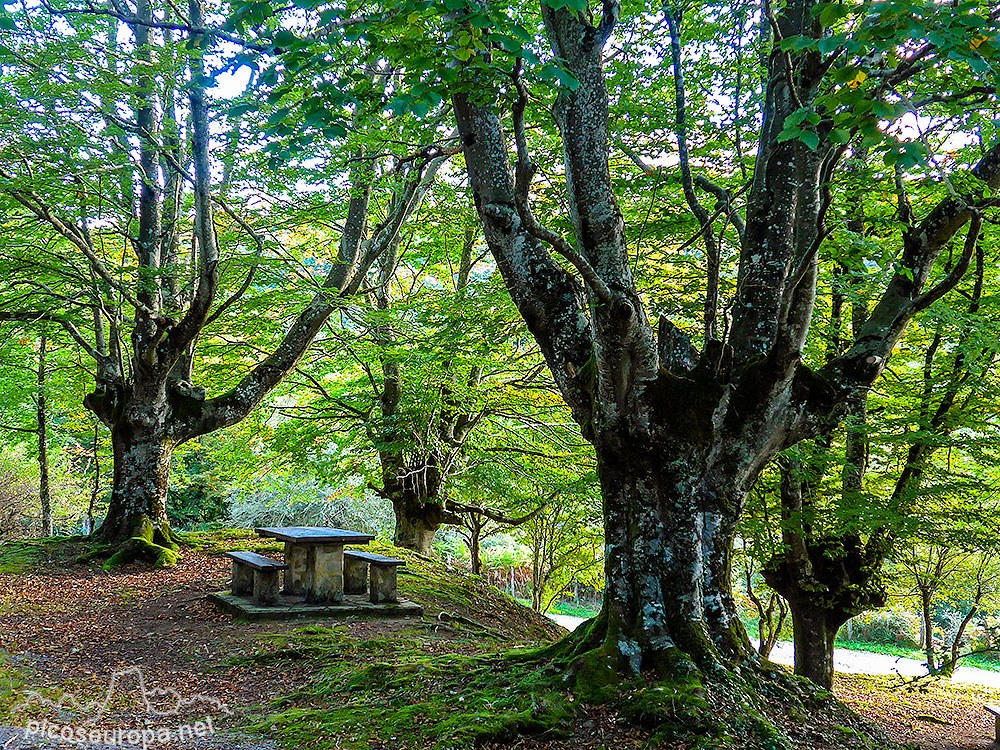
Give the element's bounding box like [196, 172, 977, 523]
[539, 62, 580, 91]
[779, 35, 814, 52]
[543, 0, 588, 10]
[266, 106, 291, 126]
[274, 30, 297, 48]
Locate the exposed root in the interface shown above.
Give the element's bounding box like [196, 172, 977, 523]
[510, 610, 897, 749]
[98, 516, 180, 570]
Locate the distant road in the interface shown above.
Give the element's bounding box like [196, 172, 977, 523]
[547, 614, 587, 631]
[545, 615, 1000, 689]
[768, 641, 1000, 688]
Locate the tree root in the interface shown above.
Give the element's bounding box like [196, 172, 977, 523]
[509, 610, 898, 749]
[99, 516, 180, 570]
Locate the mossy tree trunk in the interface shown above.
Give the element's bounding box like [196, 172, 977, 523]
[450, 0, 1000, 730]
[371, 231, 520, 556]
[762, 458, 886, 688]
[94, 402, 179, 566]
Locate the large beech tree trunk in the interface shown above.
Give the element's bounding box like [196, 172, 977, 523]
[101, 429, 175, 549]
[86, 379, 187, 565]
[391, 498, 450, 556]
[449, 3, 1000, 731]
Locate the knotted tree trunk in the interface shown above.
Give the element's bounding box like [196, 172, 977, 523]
[449, 0, 1000, 740]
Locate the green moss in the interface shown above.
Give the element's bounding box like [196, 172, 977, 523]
[622, 677, 709, 728]
[177, 528, 280, 554]
[257, 652, 578, 750]
[103, 537, 178, 569]
[0, 537, 93, 574]
[102, 518, 181, 569]
[0, 652, 27, 717]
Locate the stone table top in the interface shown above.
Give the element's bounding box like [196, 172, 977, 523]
[255, 526, 376, 544]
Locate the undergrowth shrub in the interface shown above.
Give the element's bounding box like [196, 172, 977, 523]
[842, 608, 921, 648]
[0, 455, 36, 540]
[227, 476, 393, 536]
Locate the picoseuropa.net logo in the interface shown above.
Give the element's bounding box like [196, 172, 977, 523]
[7, 665, 231, 749]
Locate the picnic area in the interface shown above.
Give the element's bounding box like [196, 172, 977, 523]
[4, 0, 1000, 747]
[3, 532, 1000, 750]
[209, 526, 422, 619]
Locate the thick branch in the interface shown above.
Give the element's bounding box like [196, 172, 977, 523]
[822, 142, 1000, 392]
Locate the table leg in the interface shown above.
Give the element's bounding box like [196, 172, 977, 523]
[283, 542, 308, 595]
[305, 543, 344, 603]
[344, 556, 368, 595]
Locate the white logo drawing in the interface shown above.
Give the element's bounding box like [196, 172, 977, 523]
[11, 666, 231, 726]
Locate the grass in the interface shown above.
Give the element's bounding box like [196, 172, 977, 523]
[0, 536, 92, 573]
[513, 597, 600, 620]
[548, 599, 600, 619]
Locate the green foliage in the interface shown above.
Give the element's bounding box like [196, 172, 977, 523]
[842, 609, 922, 649]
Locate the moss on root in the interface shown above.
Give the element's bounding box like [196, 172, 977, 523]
[250, 621, 898, 750]
[102, 517, 180, 570]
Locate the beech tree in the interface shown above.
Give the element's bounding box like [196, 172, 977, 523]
[237, 0, 997, 734]
[760, 217, 1000, 687]
[444, 0, 1000, 696]
[271, 205, 581, 553]
[0, 1, 449, 562]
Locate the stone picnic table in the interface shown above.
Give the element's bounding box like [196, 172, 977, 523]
[255, 526, 375, 603]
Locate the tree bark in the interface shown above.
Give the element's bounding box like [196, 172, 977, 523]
[90, 386, 180, 567]
[920, 586, 937, 673]
[468, 514, 483, 575]
[764, 458, 886, 688]
[36, 333, 53, 537]
[391, 497, 451, 556]
[788, 605, 838, 690]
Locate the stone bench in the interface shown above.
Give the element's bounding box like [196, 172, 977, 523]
[985, 704, 1000, 741]
[224, 551, 288, 606]
[343, 550, 405, 603]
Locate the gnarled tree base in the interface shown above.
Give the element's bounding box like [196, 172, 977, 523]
[523, 615, 897, 749]
[97, 515, 180, 570]
[260, 614, 898, 750]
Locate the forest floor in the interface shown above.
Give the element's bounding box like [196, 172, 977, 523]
[0, 531, 998, 750]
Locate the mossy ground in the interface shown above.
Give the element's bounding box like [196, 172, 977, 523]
[1, 530, 981, 749]
[0, 535, 91, 573]
[249, 623, 901, 750]
[248, 629, 581, 750]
